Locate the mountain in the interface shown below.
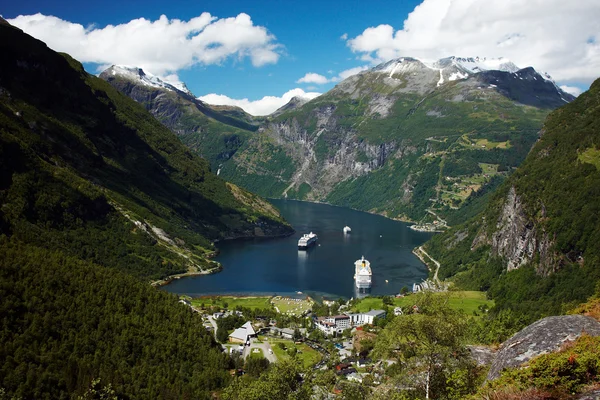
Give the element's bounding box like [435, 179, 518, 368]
[424, 77, 600, 321]
[99, 65, 262, 172]
[0, 20, 296, 399]
[215, 57, 575, 223]
[0, 21, 292, 281]
[270, 96, 310, 118]
[103, 56, 574, 224]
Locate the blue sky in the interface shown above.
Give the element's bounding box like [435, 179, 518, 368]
[4, 0, 599, 115]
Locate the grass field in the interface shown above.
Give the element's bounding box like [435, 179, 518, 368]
[579, 147, 600, 171]
[352, 291, 494, 316]
[268, 339, 322, 368]
[271, 296, 313, 316]
[248, 348, 265, 360]
[190, 296, 273, 311]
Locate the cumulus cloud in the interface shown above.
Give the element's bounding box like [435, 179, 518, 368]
[297, 65, 370, 85]
[198, 88, 321, 116]
[347, 0, 600, 83]
[297, 73, 330, 84]
[8, 12, 282, 76]
[340, 33, 348, 40]
[337, 65, 370, 80]
[560, 85, 583, 97]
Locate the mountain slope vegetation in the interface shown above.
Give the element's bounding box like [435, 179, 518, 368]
[0, 20, 294, 399]
[113, 57, 573, 224]
[99, 66, 262, 173]
[0, 21, 292, 281]
[425, 77, 600, 322]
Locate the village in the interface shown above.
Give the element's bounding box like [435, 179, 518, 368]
[177, 292, 444, 389]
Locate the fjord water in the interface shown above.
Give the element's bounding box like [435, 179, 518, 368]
[163, 200, 434, 299]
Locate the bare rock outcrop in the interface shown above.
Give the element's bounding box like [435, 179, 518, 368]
[489, 186, 558, 275]
[487, 315, 600, 381]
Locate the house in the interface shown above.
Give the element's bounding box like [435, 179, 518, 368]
[281, 328, 295, 340]
[347, 372, 363, 383]
[179, 298, 191, 306]
[213, 312, 224, 319]
[228, 321, 257, 344]
[347, 310, 386, 326]
[394, 307, 403, 316]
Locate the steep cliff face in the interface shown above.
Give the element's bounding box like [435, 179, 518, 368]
[481, 186, 557, 274]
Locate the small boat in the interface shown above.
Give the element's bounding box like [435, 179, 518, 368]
[343, 226, 352, 234]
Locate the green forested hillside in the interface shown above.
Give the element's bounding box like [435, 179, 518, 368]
[0, 239, 230, 399]
[0, 21, 291, 399]
[0, 22, 292, 280]
[425, 77, 600, 323]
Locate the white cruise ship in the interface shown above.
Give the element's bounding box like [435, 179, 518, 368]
[298, 232, 318, 249]
[354, 256, 372, 289]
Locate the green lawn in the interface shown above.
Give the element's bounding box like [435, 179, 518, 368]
[249, 348, 265, 360]
[190, 296, 273, 311]
[271, 296, 313, 315]
[268, 339, 322, 368]
[352, 291, 494, 316]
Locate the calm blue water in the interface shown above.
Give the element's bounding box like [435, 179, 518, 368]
[163, 200, 434, 299]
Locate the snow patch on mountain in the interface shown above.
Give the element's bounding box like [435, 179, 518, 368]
[107, 65, 193, 96]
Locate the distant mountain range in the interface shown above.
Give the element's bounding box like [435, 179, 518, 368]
[102, 56, 574, 224]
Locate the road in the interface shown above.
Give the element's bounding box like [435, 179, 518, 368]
[418, 246, 441, 282]
[206, 315, 218, 340]
[244, 338, 277, 363]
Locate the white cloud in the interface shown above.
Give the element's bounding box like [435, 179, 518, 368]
[198, 88, 321, 116]
[8, 12, 282, 76]
[340, 33, 348, 40]
[337, 65, 370, 80]
[297, 73, 330, 84]
[560, 85, 583, 97]
[296, 65, 370, 85]
[347, 0, 600, 83]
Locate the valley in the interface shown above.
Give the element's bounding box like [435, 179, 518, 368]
[1, 4, 600, 399]
[102, 57, 571, 228]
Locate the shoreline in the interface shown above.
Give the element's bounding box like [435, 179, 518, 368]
[272, 197, 418, 225]
[157, 199, 435, 291]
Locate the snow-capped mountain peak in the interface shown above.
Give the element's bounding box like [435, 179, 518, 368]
[441, 56, 520, 74]
[105, 65, 193, 96]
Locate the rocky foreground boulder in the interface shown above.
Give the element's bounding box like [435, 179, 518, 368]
[487, 315, 600, 380]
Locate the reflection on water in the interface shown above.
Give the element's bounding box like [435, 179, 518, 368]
[354, 286, 371, 299]
[163, 200, 435, 299]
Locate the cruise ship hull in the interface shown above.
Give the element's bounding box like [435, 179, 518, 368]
[298, 237, 317, 250]
[355, 280, 372, 289]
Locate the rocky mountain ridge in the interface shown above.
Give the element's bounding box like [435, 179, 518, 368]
[218, 57, 573, 222]
[102, 56, 575, 223]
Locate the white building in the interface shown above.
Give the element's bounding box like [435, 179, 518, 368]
[346, 310, 387, 326]
[315, 315, 350, 335]
[315, 310, 387, 334]
[228, 321, 256, 344]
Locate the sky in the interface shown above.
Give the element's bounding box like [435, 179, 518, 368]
[3, 0, 600, 115]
